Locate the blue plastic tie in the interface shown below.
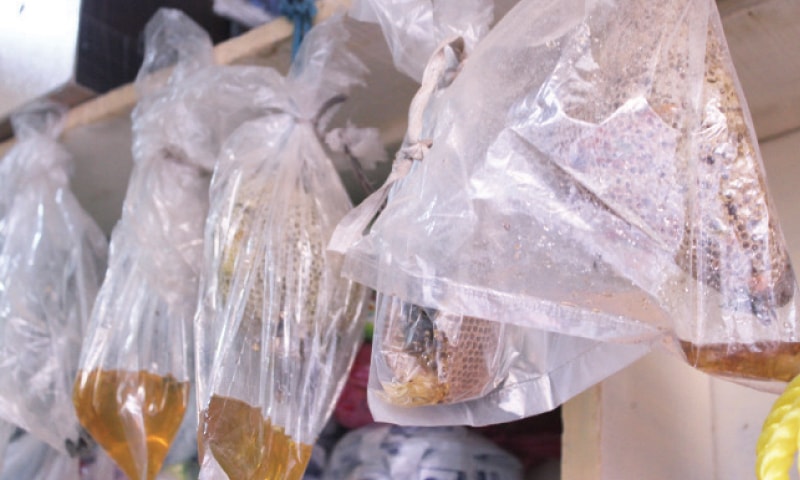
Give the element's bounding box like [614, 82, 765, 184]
[279, 0, 318, 60]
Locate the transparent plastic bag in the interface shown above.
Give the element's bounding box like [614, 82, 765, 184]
[0, 101, 107, 453]
[195, 16, 368, 480]
[324, 424, 523, 480]
[0, 433, 80, 480]
[332, 0, 652, 425]
[0, 421, 14, 474]
[366, 294, 647, 426]
[73, 9, 276, 480]
[349, 0, 492, 82]
[338, 0, 799, 401]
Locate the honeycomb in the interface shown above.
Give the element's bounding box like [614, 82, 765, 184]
[675, 22, 795, 320]
[380, 301, 503, 406]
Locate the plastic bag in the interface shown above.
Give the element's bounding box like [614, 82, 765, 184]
[338, 0, 799, 400]
[73, 9, 276, 480]
[0, 433, 80, 480]
[324, 424, 523, 480]
[0, 421, 14, 474]
[195, 16, 369, 480]
[0, 101, 107, 453]
[331, 0, 651, 425]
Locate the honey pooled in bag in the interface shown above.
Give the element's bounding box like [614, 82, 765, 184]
[73, 10, 245, 480]
[72, 370, 189, 480]
[195, 16, 368, 479]
[674, 11, 798, 383]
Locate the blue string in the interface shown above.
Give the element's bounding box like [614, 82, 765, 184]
[279, 0, 318, 60]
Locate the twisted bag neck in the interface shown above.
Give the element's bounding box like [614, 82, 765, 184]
[251, 93, 348, 142]
[328, 37, 466, 253]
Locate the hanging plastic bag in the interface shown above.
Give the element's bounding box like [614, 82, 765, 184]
[195, 16, 369, 480]
[496, 0, 799, 387]
[72, 9, 278, 480]
[0, 433, 80, 480]
[337, 0, 799, 409]
[0, 421, 14, 474]
[330, 0, 652, 425]
[0, 101, 107, 454]
[324, 424, 523, 480]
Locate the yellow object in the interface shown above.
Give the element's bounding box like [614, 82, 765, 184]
[756, 374, 800, 480]
[73, 369, 189, 480]
[200, 395, 313, 480]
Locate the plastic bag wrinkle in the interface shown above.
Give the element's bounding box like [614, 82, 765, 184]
[341, 0, 800, 401]
[0, 101, 107, 453]
[74, 9, 274, 480]
[194, 15, 370, 480]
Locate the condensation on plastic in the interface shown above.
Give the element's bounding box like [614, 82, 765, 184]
[0, 101, 107, 453]
[324, 424, 523, 480]
[349, 0, 493, 82]
[331, 0, 653, 425]
[339, 0, 800, 398]
[0, 433, 81, 480]
[194, 16, 368, 480]
[73, 9, 282, 480]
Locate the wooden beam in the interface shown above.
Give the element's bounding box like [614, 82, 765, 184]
[0, 1, 350, 157]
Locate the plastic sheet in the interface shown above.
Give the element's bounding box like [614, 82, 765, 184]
[349, 0, 493, 82]
[332, 0, 652, 425]
[0, 421, 14, 474]
[337, 0, 799, 408]
[324, 424, 523, 480]
[194, 16, 369, 480]
[0, 433, 81, 480]
[73, 9, 277, 480]
[0, 101, 107, 453]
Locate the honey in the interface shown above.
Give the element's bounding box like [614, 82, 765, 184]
[199, 395, 312, 480]
[380, 297, 504, 406]
[680, 340, 800, 382]
[73, 369, 189, 480]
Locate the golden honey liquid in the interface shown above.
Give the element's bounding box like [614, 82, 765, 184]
[199, 395, 313, 480]
[680, 341, 800, 382]
[73, 369, 189, 480]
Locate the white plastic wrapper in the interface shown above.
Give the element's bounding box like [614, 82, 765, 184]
[332, 0, 650, 425]
[74, 9, 277, 480]
[324, 424, 522, 480]
[349, 0, 492, 82]
[195, 16, 368, 480]
[337, 0, 799, 414]
[0, 421, 14, 474]
[0, 433, 80, 480]
[0, 101, 107, 453]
